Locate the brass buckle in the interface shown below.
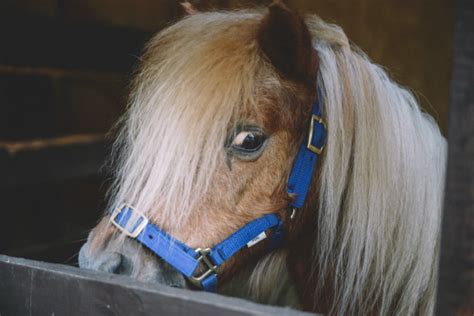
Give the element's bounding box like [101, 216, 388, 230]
[307, 114, 326, 154]
[188, 248, 218, 288]
[110, 204, 148, 239]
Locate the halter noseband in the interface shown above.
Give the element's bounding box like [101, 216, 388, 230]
[110, 91, 326, 291]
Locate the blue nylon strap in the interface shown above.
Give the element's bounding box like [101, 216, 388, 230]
[138, 225, 199, 277]
[113, 207, 199, 277]
[111, 206, 284, 291]
[287, 99, 326, 208]
[201, 273, 218, 292]
[208, 214, 283, 265]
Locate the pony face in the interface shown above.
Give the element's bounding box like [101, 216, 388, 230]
[80, 4, 317, 291]
[79, 3, 447, 314]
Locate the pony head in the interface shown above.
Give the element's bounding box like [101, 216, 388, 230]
[79, 3, 446, 315]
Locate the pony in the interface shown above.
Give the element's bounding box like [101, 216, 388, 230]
[79, 3, 447, 315]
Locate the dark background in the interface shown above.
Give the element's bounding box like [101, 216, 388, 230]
[0, 0, 454, 265]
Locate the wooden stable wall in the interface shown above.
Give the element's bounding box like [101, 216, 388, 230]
[0, 0, 454, 265]
[288, 0, 454, 133]
[436, 0, 474, 314]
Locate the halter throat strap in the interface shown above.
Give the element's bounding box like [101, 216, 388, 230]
[111, 205, 284, 291]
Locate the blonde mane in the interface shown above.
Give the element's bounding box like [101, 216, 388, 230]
[107, 12, 271, 229]
[307, 17, 446, 315]
[104, 11, 446, 316]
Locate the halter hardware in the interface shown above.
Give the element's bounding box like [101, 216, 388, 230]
[188, 248, 218, 288]
[110, 205, 148, 238]
[307, 114, 326, 154]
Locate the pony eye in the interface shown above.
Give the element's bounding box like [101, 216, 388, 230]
[227, 126, 268, 161]
[232, 131, 266, 151]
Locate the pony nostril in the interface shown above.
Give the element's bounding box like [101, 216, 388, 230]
[98, 252, 133, 276]
[114, 254, 133, 276]
[156, 260, 187, 288]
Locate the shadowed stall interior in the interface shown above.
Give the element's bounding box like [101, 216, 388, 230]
[0, 0, 452, 275]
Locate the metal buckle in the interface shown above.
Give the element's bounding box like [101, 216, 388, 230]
[307, 114, 326, 154]
[110, 204, 149, 238]
[188, 248, 218, 288]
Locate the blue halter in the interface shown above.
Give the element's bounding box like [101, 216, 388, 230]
[110, 92, 326, 292]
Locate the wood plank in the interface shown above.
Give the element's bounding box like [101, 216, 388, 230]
[61, 0, 180, 32]
[288, 0, 453, 133]
[436, 0, 474, 314]
[0, 68, 125, 140]
[0, 255, 314, 316]
[0, 134, 109, 188]
[0, 9, 150, 72]
[2, 0, 180, 32]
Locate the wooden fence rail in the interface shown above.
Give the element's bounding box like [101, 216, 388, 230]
[0, 255, 315, 316]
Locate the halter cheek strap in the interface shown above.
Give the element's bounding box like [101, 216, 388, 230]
[111, 205, 284, 291]
[288, 96, 326, 212]
[108, 90, 326, 292]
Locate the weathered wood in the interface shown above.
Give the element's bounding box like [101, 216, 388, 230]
[0, 9, 150, 72]
[288, 0, 453, 133]
[0, 66, 125, 140]
[0, 255, 314, 316]
[0, 134, 105, 154]
[2, 0, 180, 31]
[61, 0, 180, 32]
[436, 0, 474, 314]
[0, 135, 109, 188]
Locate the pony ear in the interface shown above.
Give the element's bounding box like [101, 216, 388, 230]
[257, 1, 317, 83]
[181, 1, 198, 15]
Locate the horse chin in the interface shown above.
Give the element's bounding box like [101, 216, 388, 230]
[78, 238, 187, 289]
